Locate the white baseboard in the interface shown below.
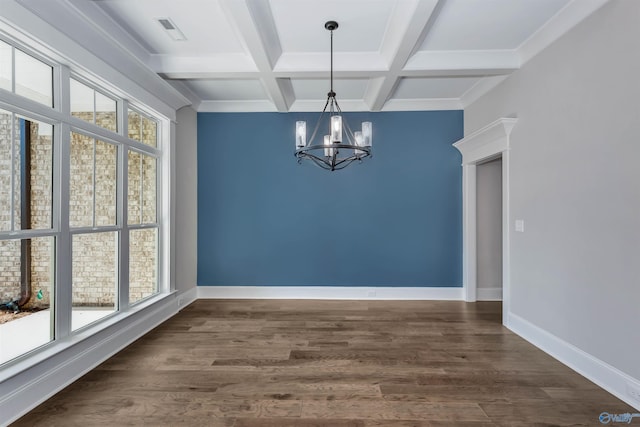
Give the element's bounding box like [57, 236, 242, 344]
[477, 287, 502, 301]
[177, 286, 198, 309]
[1, 292, 186, 425]
[507, 312, 640, 411]
[197, 286, 464, 300]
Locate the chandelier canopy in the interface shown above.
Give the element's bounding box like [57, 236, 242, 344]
[294, 21, 372, 171]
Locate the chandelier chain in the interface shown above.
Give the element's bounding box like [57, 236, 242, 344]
[330, 28, 334, 95]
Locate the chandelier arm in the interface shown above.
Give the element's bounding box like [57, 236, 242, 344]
[307, 97, 331, 147]
[333, 96, 341, 114]
[298, 151, 329, 166]
[333, 156, 360, 170]
[333, 96, 341, 111]
[297, 149, 364, 171]
[306, 154, 333, 170]
[300, 144, 369, 151]
[333, 155, 356, 168]
[297, 144, 369, 152]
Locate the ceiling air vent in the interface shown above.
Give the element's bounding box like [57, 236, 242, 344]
[157, 18, 187, 41]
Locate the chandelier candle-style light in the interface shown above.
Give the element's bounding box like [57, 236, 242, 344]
[294, 21, 372, 171]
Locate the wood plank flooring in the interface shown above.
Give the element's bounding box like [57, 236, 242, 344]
[13, 300, 635, 426]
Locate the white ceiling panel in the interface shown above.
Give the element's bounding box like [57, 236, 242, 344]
[35, 0, 607, 112]
[96, 0, 246, 55]
[269, 0, 397, 52]
[419, 0, 571, 51]
[291, 78, 369, 100]
[393, 77, 480, 99]
[185, 80, 269, 101]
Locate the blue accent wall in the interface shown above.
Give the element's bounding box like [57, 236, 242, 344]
[197, 111, 463, 287]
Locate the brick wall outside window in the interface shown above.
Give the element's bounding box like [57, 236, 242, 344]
[0, 112, 157, 308]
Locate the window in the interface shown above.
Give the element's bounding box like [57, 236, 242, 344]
[0, 41, 53, 107]
[0, 236, 54, 364]
[127, 108, 157, 147]
[70, 132, 118, 329]
[128, 149, 158, 304]
[72, 232, 118, 330]
[0, 109, 55, 364]
[129, 228, 157, 304]
[0, 111, 54, 231]
[0, 35, 165, 365]
[15, 50, 53, 107]
[70, 78, 117, 132]
[127, 150, 156, 225]
[69, 133, 117, 228]
[0, 40, 11, 91]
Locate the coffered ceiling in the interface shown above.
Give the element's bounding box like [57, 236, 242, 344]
[19, 0, 608, 112]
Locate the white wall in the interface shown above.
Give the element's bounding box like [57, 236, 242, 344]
[174, 106, 198, 293]
[476, 157, 502, 291]
[465, 0, 640, 382]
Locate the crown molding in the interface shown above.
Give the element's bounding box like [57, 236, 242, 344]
[518, 0, 610, 66]
[197, 100, 278, 113]
[459, 75, 509, 108]
[382, 98, 462, 111]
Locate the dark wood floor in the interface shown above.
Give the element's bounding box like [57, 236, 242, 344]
[14, 299, 634, 426]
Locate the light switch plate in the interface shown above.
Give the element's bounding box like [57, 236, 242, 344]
[515, 220, 525, 232]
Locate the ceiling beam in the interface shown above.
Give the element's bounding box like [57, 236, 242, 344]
[365, 0, 445, 111]
[158, 60, 515, 80]
[219, 0, 290, 112]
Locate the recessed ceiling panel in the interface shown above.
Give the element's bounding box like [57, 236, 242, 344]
[269, 0, 397, 52]
[186, 80, 268, 101]
[96, 0, 246, 55]
[291, 79, 369, 100]
[393, 77, 480, 99]
[419, 0, 570, 51]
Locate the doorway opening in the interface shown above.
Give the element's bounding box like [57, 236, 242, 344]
[476, 156, 502, 301]
[453, 118, 516, 326]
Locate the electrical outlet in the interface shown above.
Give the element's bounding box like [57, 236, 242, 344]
[178, 298, 185, 307]
[627, 383, 640, 401]
[367, 290, 376, 298]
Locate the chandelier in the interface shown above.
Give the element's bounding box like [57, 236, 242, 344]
[294, 21, 372, 171]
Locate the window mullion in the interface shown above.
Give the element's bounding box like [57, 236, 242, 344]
[118, 100, 129, 311]
[54, 65, 72, 340]
[92, 90, 97, 228]
[92, 138, 96, 227]
[55, 120, 72, 340]
[10, 112, 15, 231]
[161, 120, 173, 293]
[10, 45, 15, 92]
[139, 154, 143, 224]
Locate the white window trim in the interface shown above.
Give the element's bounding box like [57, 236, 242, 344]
[0, 32, 171, 374]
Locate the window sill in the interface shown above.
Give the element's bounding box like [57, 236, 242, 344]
[0, 290, 176, 384]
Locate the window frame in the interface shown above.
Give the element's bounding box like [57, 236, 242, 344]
[0, 32, 169, 368]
